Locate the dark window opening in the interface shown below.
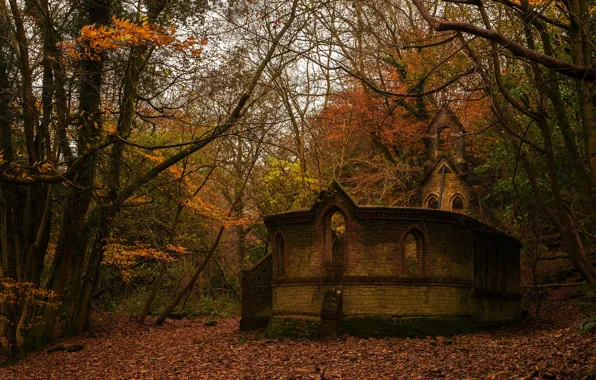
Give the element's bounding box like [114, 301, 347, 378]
[403, 229, 424, 275]
[437, 126, 454, 152]
[426, 195, 439, 209]
[275, 234, 285, 277]
[330, 211, 346, 269]
[452, 195, 464, 212]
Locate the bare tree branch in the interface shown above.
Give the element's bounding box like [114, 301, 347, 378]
[411, 0, 596, 81]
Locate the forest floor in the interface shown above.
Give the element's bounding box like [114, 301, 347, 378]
[1, 291, 595, 379]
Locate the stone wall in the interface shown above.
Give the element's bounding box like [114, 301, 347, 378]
[268, 205, 484, 283]
[423, 106, 469, 177]
[240, 253, 272, 330]
[421, 161, 472, 212]
[273, 282, 472, 317]
[473, 234, 521, 295]
[246, 182, 522, 337]
[473, 296, 521, 324]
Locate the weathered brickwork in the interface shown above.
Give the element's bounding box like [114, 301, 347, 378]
[241, 182, 522, 338]
[421, 161, 473, 212]
[423, 106, 468, 175]
[266, 316, 321, 339]
[241, 107, 521, 337]
[272, 284, 323, 315]
[341, 316, 477, 337]
[421, 106, 474, 213]
[342, 284, 472, 316]
[273, 283, 472, 317]
[239, 253, 272, 330]
[473, 297, 521, 324]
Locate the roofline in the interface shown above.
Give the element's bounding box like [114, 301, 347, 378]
[264, 205, 519, 244]
[421, 156, 470, 187]
[427, 105, 465, 133]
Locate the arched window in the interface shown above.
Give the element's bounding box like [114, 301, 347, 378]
[325, 209, 347, 272]
[275, 233, 286, 277]
[426, 195, 439, 209]
[437, 126, 453, 152]
[330, 211, 346, 268]
[451, 195, 464, 212]
[402, 229, 424, 275]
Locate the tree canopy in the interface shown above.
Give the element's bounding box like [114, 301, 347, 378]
[1, 0, 595, 358]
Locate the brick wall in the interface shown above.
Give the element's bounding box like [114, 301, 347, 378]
[240, 253, 272, 330]
[248, 182, 523, 335]
[273, 283, 472, 317]
[421, 163, 472, 212]
[342, 284, 471, 316]
[270, 208, 479, 283]
[473, 296, 521, 324]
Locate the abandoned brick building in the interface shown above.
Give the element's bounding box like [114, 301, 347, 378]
[240, 108, 521, 338]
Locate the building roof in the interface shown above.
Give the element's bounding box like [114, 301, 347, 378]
[264, 182, 519, 244]
[426, 105, 465, 135]
[420, 156, 472, 189]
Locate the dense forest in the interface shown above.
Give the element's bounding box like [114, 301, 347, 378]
[0, 0, 595, 375]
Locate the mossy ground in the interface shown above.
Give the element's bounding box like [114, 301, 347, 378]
[264, 315, 487, 339]
[265, 316, 321, 339]
[341, 316, 478, 338]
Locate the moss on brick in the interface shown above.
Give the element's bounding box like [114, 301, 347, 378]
[265, 317, 321, 339]
[341, 316, 477, 338]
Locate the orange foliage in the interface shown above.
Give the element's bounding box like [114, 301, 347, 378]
[58, 16, 205, 61]
[320, 84, 426, 158]
[447, 91, 496, 161]
[127, 146, 256, 228]
[0, 276, 59, 332]
[102, 239, 181, 282]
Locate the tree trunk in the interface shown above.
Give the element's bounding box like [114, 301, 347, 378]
[155, 227, 225, 325]
[41, 0, 111, 341]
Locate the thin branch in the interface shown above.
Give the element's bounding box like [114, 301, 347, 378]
[340, 65, 475, 98]
[412, 0, 596, 81]
[399, 34, 457, 50]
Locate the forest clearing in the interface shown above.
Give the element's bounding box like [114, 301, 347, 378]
[1, 291, 595, 379]
[1, 0, 596, 377]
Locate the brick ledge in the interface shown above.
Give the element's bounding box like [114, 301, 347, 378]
[273, 276, 473, 287]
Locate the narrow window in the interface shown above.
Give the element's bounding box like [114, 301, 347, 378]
[473, 239, 480, 288]
[504, 250, 511, 292]
[490, 247, 498, 291]
[330, 211, 346, 269]
[451, 195, 464, 212]
[426, 195, 439, 209]
[275, 234, 285, 277]
[437, 126, 453, 152]
[403, 229, 423, 275]
[483, 243, 490, 290]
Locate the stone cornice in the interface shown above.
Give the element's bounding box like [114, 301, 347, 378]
[264, 209, 314, 226]
[354, 207, 511, 237]
[265, 205, 518, 243]
[273, 275, 474, 288]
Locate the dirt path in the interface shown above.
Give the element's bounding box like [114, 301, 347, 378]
[1, 313, 594, 379]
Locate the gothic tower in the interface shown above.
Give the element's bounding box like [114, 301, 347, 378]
[420, 106, 473, 213]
